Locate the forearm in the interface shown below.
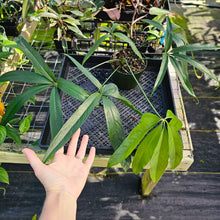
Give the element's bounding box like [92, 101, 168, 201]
[39, 191, 77, 220]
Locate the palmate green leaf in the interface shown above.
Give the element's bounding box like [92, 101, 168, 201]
[172, 43, 220, 53]
[58, 78, 90, 102]
[108, 113, 161, 168]
[172, 33, 187, 47]
[102, 96, 131, 171]
[82, 34, 111, 65]
[150, 125, 169, 183]
[111, 23, 120, 33]
[0, 167, 9, 184]
[169, 56, 196, 98]
[113, 32, 143, 60]
[19, 114, 32, 134]
[49, 87, 63, 140]
[99, 26, 111, 33]
[0, 70, 53, 85]
[151, 53, 168, 95]
[1, 84, 50, 125]
[166, 110, 182, 130]
[65, 54, 102, 89]
[141, 19, 164, 31]
[173, 53, 219, 84]
[43, 92, 102, 163]
[5, 126, 21, 146]
[165, 17, 173, 52]
[0, 125, 6, 146]
[14, 37, 56, 82]
[132, 123, 163, 174]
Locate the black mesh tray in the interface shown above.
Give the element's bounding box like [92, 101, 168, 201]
[39, 55, 174, 154]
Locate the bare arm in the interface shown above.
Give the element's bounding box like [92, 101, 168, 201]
[23, 129, 95, 220]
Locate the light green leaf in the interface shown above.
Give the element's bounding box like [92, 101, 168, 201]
[166, 110, 182, 130]
[58, 78, 90, 102]
[0, 167, 9, 184]
[43, 92, 102, 162]
[0, 126, 6, 146]
[49, 87, 63, 140]
[0, 70, 53, 85]
[82, 34, 111, 65]
[19, 114, 32, 134]
[5, 126, 21, 146]
[108, 113, 161, 168]
[132, 123, 163, 174]
[1, 84, 50, 125]
[150, 125, 169, 183]
[149, 7, 170, 15]
[67, 25, 86, 39]
[65, 54, 102, 89]
[99, 26, 111, 33]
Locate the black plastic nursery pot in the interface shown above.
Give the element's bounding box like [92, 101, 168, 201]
[39, 54, 175, 155]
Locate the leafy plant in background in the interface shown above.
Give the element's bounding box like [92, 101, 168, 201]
[142, 7, 220, 99]
[0, 163, 9, 195]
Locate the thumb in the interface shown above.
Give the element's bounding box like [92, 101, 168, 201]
[22, 148, 44, 172]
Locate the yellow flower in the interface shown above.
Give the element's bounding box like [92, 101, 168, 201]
[0, 101, 5, 122]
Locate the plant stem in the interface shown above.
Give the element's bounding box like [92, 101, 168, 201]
[125, 59, 162, 118]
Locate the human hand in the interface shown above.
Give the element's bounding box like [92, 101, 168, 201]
[22, 128, 96, 200]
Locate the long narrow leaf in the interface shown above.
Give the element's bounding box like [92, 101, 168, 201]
[49, 87, 63, 140]
[169, 56, 196, 98]
[14, 37, 56, 82]
[58, 78, 90, 102]
[151, 53, 168, 95]
[1, 84, 50, 125]
[174, 53, 219, 83]
[132, 123, 163, 174]
[141, 19, 164, 31]
[172, 44, 220, 53]
[0, 126, 6, 146]
[82, 34, 111, 65]
[108, 113, 161, 168]
[103, 96, 131, 171]
[102, 83, 142, 115]
[150, 125, 169, 183]
[113, 32, 143, 60]
[43, 92, 102, 162]
[65, 54, 102, 90]
[165, 17, 173, 52]
[0, 70, 52, 85]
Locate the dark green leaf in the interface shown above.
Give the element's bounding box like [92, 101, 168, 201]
[8, 117, 20, 125]
[0, 70, 52, 84]
[102, 83, 142, 115]
[49, 87, 63, 140]
[165, 17, 173, 52]
[19, 114, 32, 134]
[150, 125, 169, 183]
[132, 123, 163, 174]
[169, 56, 196, 98]
[173, 53, 219, 83]
[0, 125, 6, 146]
[82, 34, 111, 65]
[5, 126, 21, 146]
[14, 37, 56, 82]
[151, 53, 168, 95]
[141, 19, 164, 31]
[58, 78, 90, 102]
[1, 84, 50, 125]
[172, 44, 220, 53]
[65, 54, 102, 90]
[108, 113, 161, 168]
[0, 167, 9, 184]
[0, 51, 12, 59]
[43, 92, 102, 162]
